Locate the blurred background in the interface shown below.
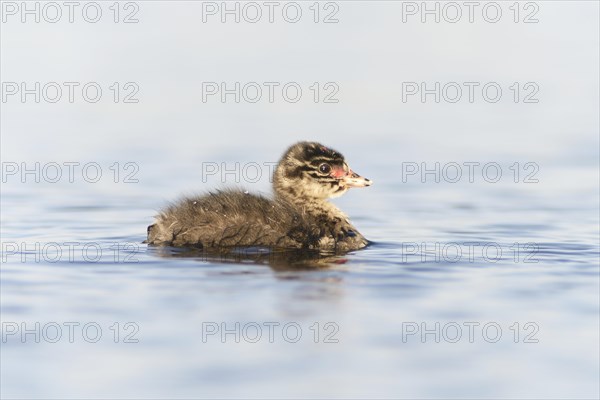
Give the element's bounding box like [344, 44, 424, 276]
[1, 1, 599, 399]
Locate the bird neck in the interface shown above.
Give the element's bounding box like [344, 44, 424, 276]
[273, 166, 348, 222]
[276, 189, 348, 222]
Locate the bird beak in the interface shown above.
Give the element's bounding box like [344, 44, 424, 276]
[342, 169, 372, 188]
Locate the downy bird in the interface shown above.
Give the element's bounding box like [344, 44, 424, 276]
[146, 142, 372, 252]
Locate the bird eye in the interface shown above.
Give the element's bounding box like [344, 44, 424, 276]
[319, 163, 331, 174]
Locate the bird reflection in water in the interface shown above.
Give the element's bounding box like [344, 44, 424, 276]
[146, 245, 349, 271]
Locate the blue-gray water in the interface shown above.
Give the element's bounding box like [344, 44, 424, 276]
[1, 1, 599, 399]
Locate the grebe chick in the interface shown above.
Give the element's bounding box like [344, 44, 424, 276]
[146, 142, 372, 252]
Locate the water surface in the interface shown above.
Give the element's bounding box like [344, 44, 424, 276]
[1, 1, 599, 398]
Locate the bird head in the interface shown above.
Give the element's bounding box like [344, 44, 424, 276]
[274, 141, 372, 202]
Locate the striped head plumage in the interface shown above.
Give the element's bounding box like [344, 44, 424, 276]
[274, 141, 372, 202]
